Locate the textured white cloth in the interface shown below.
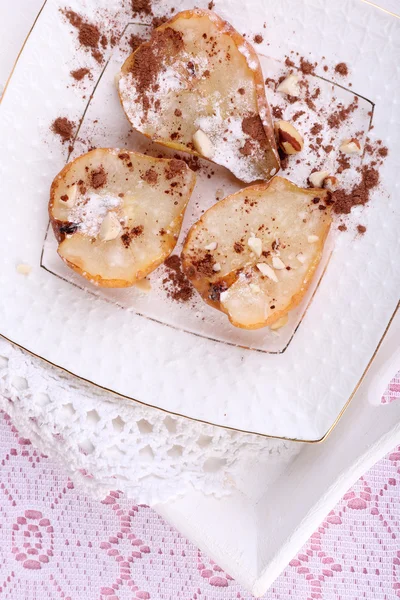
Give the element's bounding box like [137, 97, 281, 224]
[0, 338, 299, 504]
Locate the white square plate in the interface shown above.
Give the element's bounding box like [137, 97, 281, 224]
[0, 0, 399, 441]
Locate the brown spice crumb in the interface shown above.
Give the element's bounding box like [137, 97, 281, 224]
[272, 105, 283, 119]
[310, 123, 323, 135]
[357, 224, 367, 234]
[91, 166, 107, 189]
[328, 97, 358, 129]
[70, 67, 91, 81]
[337, 154, 351, 174]
[189, 252, 215, 277]
[143, 168, 158, 185]
[323, 65, 328, 72]
[208, 0, 215, 9]
[285, 57, 295, 68]
[129, 33, 145, 52]
[78, 22, 100, 48]
[338, 224, 347, 232]
[242, 114, 266, 147]
[335, 62, 348, 76]
[234, 242, 244, 253]
[378, 146, 388, 158]
[238, 87, 245, 95]
[240, 140, 255, 156]
[121, 225, 144, 248]
[51, 117, 75, 143]
[333, 166, 379, 214]
[131, 0, 152, 16]
[299, 57, 316, 75]
[62, 9, 104, 62]
[174, 108, 182, 117]
[130, 28, 184, 116]
[63, 9, 83, 29]
[292, 110, 305, 122]
[152, 15, 168, 28]
[163, 255, 194, 302]
[305, 97, 317, 111]
[254, 34, 263, 44]
[165, 159, 185, 180]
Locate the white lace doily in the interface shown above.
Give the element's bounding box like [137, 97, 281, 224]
[0, 338, 301, 504]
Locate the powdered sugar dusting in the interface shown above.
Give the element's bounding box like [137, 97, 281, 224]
[69, 192, 122, 237]
[238, 44, 258, 70]
[195, 109, 260, 182]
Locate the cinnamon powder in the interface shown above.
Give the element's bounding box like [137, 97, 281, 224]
[129, 28, 184, 115]
[131, 0, 152, 16]
[242, 114, 267, 147]
[335, 62, 348, 76]
[91, 166, 107, 189]
[70, 67, 91, 81]
[51, 117, 75, 143]
[129, 33, 145, 52]
[163, 255, 194, 302]
[332, 166, 379, 214]
[63, 9, 104, 63]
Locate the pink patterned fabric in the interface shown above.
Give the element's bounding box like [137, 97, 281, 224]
[0, 374, 399, 599]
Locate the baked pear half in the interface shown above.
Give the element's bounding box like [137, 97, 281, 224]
[117, 9, 279, 183]
[50, 149, 196, 287]
[182, 177, 332, 329]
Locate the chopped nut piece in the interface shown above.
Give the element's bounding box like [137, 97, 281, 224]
[270, 314, 288, 330]
[257, 262, 278, 282]
[296, 252, 306, 264]
[193, 129, 214, 159]
[247, 236, 263, 257]
[323, 175, 339, 191]
[205, 241, 218, 251]
[272, 256, 286, 269]
[212, 262, 221, 272]
[249, 283, 261, 293]
[277, 74, 300, 97]
[134, 278, 152, 292]
[60, 184, 78, 208]
[309, 170, 330, 188]
[98, 212, 122, 241]
[274, 120, 304, 155]
[308, 234, 319, 243]
[16, 263, 32, 275]
[339, 138, 362, 155]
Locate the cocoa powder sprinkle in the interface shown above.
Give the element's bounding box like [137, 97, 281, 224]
[91, 166, 107, 189]
[335, 62, 349, 76]
[131, 0, 152, 16]
[129, 33, 145, 52]
[51, 117, 75, 142]
[163, 255, 194, 302]
[332, 166, 379, 215]
[143, 168, 158, 185]
[70, 67, 91, 81]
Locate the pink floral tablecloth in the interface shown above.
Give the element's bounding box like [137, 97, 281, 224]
[0, 376, 399, 600]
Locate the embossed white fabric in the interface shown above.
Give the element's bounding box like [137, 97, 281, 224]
[0, 338, 299, 504]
